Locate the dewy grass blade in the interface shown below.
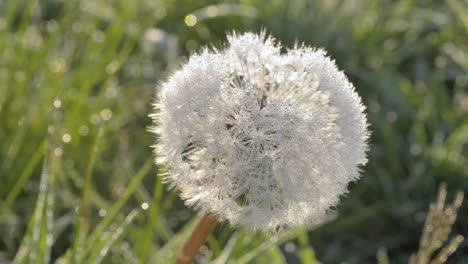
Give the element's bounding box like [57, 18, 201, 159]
[235, 235, 281, 264]
[69, 128, 102, 263]
[139, 166, 164, 263]
[298, 232, 317, 264]
[2, 0, 22, 29]
[265, 245, 287, 264]
[17, 0, 38, 32]
[1, 140, 46, 213]
[77, 158, 153, 262]
[87, 209, 139, 264]
[207, 235, 222, 258]
[236, 226, 316, 264]
[150, 214, 204, 264]
[67, 5, 138, 123]
[212, 232, 241, 264]
[13, 150, 53, 264]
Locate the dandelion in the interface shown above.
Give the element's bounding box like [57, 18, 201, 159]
[152, 32, 369, 230]
[151, 32, 369, 263]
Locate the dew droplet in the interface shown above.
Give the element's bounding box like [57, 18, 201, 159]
[53, 99, 62, 108]
[100, 109, 112, 121]
[185, 14, 197, 27]
[78, 125, 89, 136]
[54, 147, 63, 157]
[62, 133, 71, 143]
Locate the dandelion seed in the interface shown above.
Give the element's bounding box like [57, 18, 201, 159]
[151, 32, 369, 232]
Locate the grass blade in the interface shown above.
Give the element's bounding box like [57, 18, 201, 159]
[150, 214, 203, 263]
[138, 166, 164, 263]
[87, 209, 139, 264]
[1, 140, 46, 213]
[13, 152, 53, 264]
[77, 158, 153, 262]
[69, 128, 102, 262]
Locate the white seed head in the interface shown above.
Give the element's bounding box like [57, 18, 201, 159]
[151, 32, 369, 232]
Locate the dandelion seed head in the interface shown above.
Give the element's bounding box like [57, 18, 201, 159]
[152, 32, 369, 232]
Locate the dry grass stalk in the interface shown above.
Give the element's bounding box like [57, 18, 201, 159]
[409, 183, 464, 264]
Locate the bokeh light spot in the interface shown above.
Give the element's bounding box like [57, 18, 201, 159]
[185, 14, 197, 27]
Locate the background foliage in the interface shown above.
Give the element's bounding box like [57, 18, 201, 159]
[0, 0, 467, 263]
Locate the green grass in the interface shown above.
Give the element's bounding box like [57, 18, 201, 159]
[0, 0, 467, 263]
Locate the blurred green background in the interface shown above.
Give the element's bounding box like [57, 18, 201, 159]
[0, 0, 467, 263]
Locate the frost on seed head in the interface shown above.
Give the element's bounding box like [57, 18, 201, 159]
[151, 32, 369, 232]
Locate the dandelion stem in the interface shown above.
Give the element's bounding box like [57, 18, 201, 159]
[175, 213, 218, 264]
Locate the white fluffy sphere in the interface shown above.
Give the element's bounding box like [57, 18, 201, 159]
[151, 32, 369, 232]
